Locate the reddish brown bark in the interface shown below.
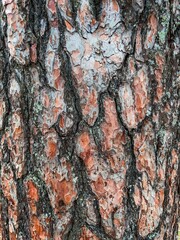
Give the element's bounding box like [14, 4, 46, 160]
[0, 0, 179, 239]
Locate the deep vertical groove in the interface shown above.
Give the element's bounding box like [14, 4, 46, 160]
[0, 0, 179, 239]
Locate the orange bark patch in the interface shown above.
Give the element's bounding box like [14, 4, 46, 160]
[30, 43, 37, 63]
[92, 176, 106, 197]
[155, 53, 164, 68]
[77, 1, 97, 29]
[54, 95, 63, 108]
[54, 76, 61, 90]
[46, 139, 57, 159]
[30, 214, 52, 239]
[91, 18, 97, 26]
[77, 131, 96, 171]
[26, 180, 39, 202]
[119, 83, 137, 129]
[1, 163, 18, 239]
[92, 175, 124, 220]
[78, 132, 90, 150]
[31, 215, 51, 240]
[43, 157, 77, 216]
[82, 88, 98, 126]
[171, 149, 178, 165]
[155, 53, 164, 102]
[149, 13, 158, 35]
[101, 97, 120, 150]
[58, 114, 73, 134]
[145, 13, 158, 48]
[134, 124, 156, 183]
[133, 69, 149, 122]
[13, 126, 22, 140]
[100, 97, 126, 173]
[47, 0, 56, 14]
[59, 116, 65, 129]
[65, 20, 74, 31]
[56, 179, 76, 205]
[99, 186, 124, 221]
[53, 68, 60, 81]
[25, 179, 52, 239]
[94, 61, 101, 70]
[119, 68, 149, 129]
[76, 126, 126, 238]
[112, 0, 119, 12]
[52, 59, 64, 91]
[41, 88, 65, 131]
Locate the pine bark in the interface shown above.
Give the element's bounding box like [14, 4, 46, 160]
[0, 0, 179, 239]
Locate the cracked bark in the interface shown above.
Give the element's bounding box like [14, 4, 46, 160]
[0, 0, 179, 239]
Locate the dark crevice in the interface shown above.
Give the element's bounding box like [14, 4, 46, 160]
[16, 179, 31, 240]
[86, 223, 112, 240]
[0, 23, 11, 140]
[68, 155, 111, 240]
[91, 0, 102, 20]
[65, 156, 88, 240]
[0, 191, 9, 240]
[0, 0, 179, 239]
[0, 20, 12, 239]
[29, 0, 50, 83]
[114, 96, 140, 240]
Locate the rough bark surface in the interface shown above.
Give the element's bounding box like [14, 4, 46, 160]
[0, 0, 179, 239]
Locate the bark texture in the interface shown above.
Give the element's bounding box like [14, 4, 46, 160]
[0, 0, 179, 239]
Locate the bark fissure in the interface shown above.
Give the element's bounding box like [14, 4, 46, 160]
[0, 0, 179, 239]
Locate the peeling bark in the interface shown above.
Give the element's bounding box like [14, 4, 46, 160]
[0, 0, 179, 239]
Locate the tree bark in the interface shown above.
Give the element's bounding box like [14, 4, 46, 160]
[0, 0, 179, 239]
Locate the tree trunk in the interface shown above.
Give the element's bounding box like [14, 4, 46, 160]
[0, 0, 179, 239]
